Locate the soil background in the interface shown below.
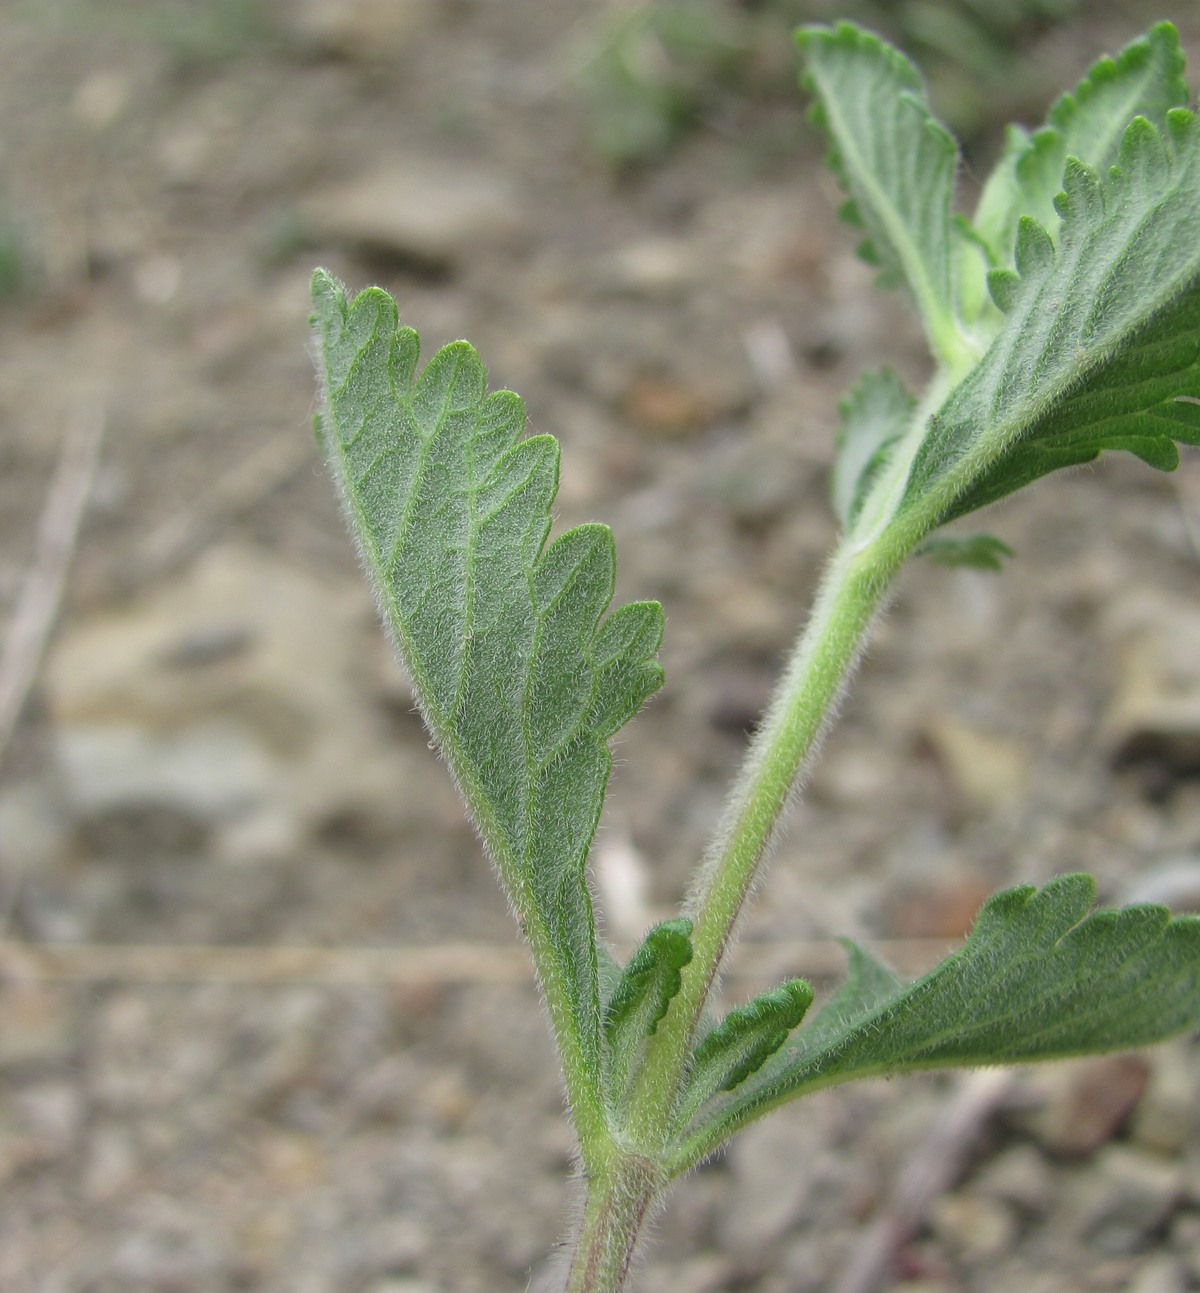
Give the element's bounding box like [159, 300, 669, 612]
[1, 3, 1200, 1292]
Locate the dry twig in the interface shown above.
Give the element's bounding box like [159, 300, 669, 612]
[830, 1067, 1016, 1293]
[0, 409, 103, 767]
[0, 936, 954, 988]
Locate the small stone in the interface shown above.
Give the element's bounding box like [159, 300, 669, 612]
[617, 371, 734, 438]
[1130, 1040, 1200, 1155]
[928, 1191, 1018, 1260]
[1018, 1054, 1150, 1156]
[1103, 592, 1200, 796]
[0, 780, 71, 870]
[1125, 1256, 1188, 1293]
[972, 1143, 1053, 1214]
[0, 986, 74, 1071]
[921, 713, 1031, 815]
[1123, 856, 1200, 913]
[288, 0, 434, 62]
[1075, 1146, 1184, 1253]
[717, 1113, 822, 1258]
[43, 545, 437, 862]
[1170, 1213, 1200, 1282]
[302, 159, 521, 272]
[257, 1130, 328, 1192]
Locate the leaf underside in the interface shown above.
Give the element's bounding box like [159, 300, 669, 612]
[831, 367, 914, 530]
[974, 22, 1189, 265]
[673, 876, 1200, 1170]
[798, 21, 959, 361]
[908, 112, 1200, 526]
[311, 271, 664, 1087]
[802, 22, 1200, 539]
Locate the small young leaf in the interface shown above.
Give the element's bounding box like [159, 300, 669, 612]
[673, 978, 813, 1130]
[831, 367, 914, 531]
[798, 23, 967, 369]
[974, 22, 1188, 266]
[604, 918, 693, 1109]
[903, 109, 1200, 532]
[917, 534, 1014, 571]
[311, 271, 664, 1133]
[669, 876, 1200, 1173]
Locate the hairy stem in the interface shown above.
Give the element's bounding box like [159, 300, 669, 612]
[624, 529, 913, 1145]
[561, 1153, 661, 1293]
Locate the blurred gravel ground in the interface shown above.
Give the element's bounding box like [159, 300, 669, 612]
[0, 2, 1199, 1290]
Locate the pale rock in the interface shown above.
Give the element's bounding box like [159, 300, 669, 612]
[1103, 592, 1200, 790]
[1130, 1039, 1200, 1155]
[0, 780, 72, 870]
[1125, 1255, 1188, 1293]
[972, 1143, 1053, 1214]
[0, 986, 74, 1070]
[1170, 1212, 1200, 1281]
[717, 1113, 822, 1258]
[1123, 855, 1200, 913]
[921, 712, 1031, 815]
[928, 1191, 1018, 1261]
[1016, 1054, 1150, 1156]
[43, 545, 437, 860]
[288, 0, 435, 62]
[302, 159, 522, 271]
[1073, 1146, 1184, 1253]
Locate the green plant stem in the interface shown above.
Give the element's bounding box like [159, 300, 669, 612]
[624, 529, 913, 1148]
[562, 1152, 660, 1293]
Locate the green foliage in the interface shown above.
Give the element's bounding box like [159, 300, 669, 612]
[672, 877, 1200, 1170]
[604, 919, 693, 1113]
[806, 20, 1200, 547]
[674, 979, 813, 1130]
[917, 533, 1013, 571]
[830, 367, 914, 528]
[311, 272, 664, 1138]
[799, 23, 965, 367]
[973, 22, 1188, 265]
[313, 20, 1200, 1291]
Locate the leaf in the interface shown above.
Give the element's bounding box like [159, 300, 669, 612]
[670, 876, 1200, 1173]
[604, 918, 693, 1109]
[673, 978, 813, 1131]
[831, 367, 914, 530]
[799, 939, 903, 1055]
[798, 22, 967, 369]
[974, 22, 1188, 267]
[917, 534, 1014, 571]
[311, 271, 664, 1125]
[902, 110, 1200, 532]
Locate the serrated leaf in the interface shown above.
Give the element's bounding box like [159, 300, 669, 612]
[604, 918, 693, 1110]
[311, 271, 664, 1133]
[673, 978, 813, 1131]
[974, 22, 1188, 266]
[917, 534, 1014, 571]
[669, 876, 1200, 1173]
[831, 367, 914, 531]
[798, 22, 967, 369]
[903, 110, 1200, 531]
